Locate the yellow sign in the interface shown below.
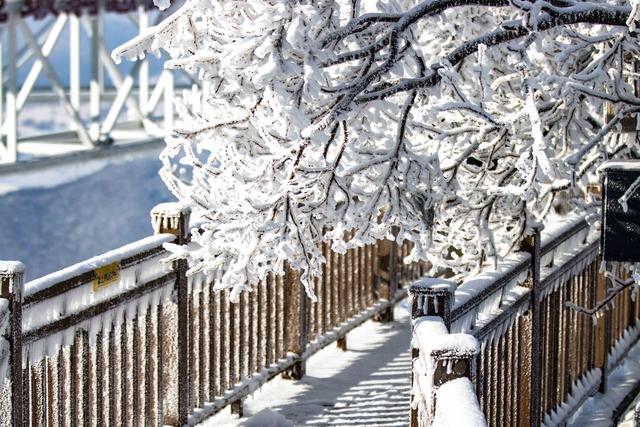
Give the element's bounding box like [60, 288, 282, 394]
[92, 262, 121, 292]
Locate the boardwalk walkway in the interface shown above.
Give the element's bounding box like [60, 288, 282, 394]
[206, 300, 412, 427]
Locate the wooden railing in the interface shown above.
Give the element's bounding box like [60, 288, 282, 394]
[411, 214, 640, 426]
[0, 202, 423, 426]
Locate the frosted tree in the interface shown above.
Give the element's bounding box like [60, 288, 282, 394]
[114, 0, 640, 300]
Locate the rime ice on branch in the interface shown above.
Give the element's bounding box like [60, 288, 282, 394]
[114, 0, 640, 299]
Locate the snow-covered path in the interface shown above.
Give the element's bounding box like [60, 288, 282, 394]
[206, 300, 412, 427]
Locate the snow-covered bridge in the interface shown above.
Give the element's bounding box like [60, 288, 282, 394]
[1, 203, 640, 426]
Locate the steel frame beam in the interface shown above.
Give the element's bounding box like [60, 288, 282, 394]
[0, 7, 177, 163]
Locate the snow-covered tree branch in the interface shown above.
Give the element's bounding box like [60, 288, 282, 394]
[114, 0, 640, 300]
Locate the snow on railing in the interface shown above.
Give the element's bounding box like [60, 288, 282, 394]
[0, 203, 424, 427]
[410, 279, 487, 427]
[426, 212, 640, 427]
[20, 233, 176, 367]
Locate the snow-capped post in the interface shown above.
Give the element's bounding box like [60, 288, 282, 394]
[409, 278, 455, 427]
[409, 278, 455, 329]
[0, 261, 24, 427]
[374, 239, 398, 323]
[151, 202, 191, 425]
[410, 278, 484, 427]
[282, 264, 308, 380]
[151, 202, 191, 245]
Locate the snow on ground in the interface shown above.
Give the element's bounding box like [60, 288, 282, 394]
[570, 337, 640, 427]
[202, 300, 411, 427]
[618, 394, 640, 427]
[0, 149, 173, 280]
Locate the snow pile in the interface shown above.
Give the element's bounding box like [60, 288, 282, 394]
[412, 278, 457, 293]
[543, 368, 601, 426]
[412, 316, 483, 426]
[539, 241, 597, 301]
[569, 337, 640, 427]
[451, 213, 593, 341]
[432, 378, 488, 427]
[607, 323, 640, 371]
[243, 409, 294, 427]
[452, 253, 529, 312]
[0, 261, 26, 276]
[412, 316, 449, 349]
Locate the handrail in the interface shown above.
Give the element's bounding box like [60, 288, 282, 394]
[412, 213, 640, 427]
[23, 234, 174, 303]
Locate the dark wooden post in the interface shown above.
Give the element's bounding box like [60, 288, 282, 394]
[151, 203, 191, 426]
[522, 226, 542, 427]
[282, 265, 307, 380]
[409, 278, 455, 427]
[409, 278, 455, 327]
[374, 239, 397, 323]
[0, 261, 25, 427]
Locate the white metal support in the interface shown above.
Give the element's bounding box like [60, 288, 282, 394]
[14, 15, 68, 113]
[69, 14, 81, 124]
[80, 15, 163, 136]
[101, 61, 142, 134]
[0, 5, 180, 163]
[5, 12, 18, 162]
[90, 11, 103, 141]
[2, 18, 55, 82]
[16, 19, 94, 147]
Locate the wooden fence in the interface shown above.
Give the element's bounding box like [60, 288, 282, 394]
[411, 214, 640, 426]
[0, 202, 424, 426]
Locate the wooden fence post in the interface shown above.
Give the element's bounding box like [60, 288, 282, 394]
[282, 265, 307, 380]
[522, 226, 542, 427]
[409, 278, 456, 427]
[374, 239, 398, 323]
[151, 203, 191, 426]
[0, 261, 25, 427]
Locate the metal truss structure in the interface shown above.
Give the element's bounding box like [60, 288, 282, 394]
[0, 0, 185, 164]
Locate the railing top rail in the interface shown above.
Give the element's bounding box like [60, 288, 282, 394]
[451, 212, 590, 322]
[539, 214, 589, 257]
[24, 233, 174, 305]
[539, 239, 599, 292]
[451, 253, 530, 323]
